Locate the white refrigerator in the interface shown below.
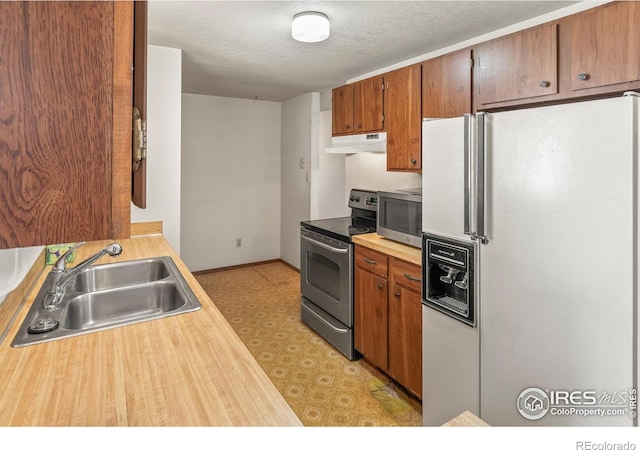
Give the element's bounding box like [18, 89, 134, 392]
[421, 94, 639, 426]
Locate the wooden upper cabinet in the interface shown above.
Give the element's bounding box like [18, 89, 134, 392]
[332, 76, 383, 136]
[569, 1, 640, 91]
[0, 1, 132, 249]
[353, 75, 384, 133]
[331, 84, 354, 136]
[422, 48, 472, 118]
[475, 23, 558, 106]
[385, 64, 422, 172]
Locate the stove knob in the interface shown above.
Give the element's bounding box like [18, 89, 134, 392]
[355, 196, 360, 202]
[349, 195, 355, 201]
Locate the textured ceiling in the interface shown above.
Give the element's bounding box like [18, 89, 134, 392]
[148, 0, 579, 102]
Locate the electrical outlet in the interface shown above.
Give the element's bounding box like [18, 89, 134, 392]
[236, 238, 242, 248]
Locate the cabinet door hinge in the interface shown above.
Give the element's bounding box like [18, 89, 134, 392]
[132, 107, 147, 172]
[381, 82, 385, 91]
[470, 58, 475, 69]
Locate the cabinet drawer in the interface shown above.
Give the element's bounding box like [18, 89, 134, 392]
[355, 245, 388, 278]
[390, 258, 422, 294]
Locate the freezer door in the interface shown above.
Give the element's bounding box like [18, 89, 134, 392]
[422, 117, 469, 240]
[480, 96, 636, 426]
[423, 305, 480, 426]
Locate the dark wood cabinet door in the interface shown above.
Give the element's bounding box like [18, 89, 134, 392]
[0, 1, 132, 248]
[331, 84, 354, 136]
[422, 48, 472, 119]
[385, 64, 422, 172]
[475, 23, 558, 106]
[354, 75, 384, 133]
[354, 267, 388, 370]
[388, 284, 422, 398]
[569, 1, 640, 91]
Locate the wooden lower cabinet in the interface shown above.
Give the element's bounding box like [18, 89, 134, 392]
[388, 257, 422, 397]
[354, 267, 388, 370]
[354, 244, 422, 399]
[388, 283, 422, 398]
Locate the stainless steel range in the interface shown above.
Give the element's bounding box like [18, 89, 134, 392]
[300, 189, 377, 360]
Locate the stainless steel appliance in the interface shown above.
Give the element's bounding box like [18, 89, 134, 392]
[300, 189, 377, 360]
[376, 188, 422, 248]
[422, 93, 640, 426]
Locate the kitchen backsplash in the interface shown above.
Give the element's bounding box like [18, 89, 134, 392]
[0, 246, 43, 306]
[345, 152, 422, 193]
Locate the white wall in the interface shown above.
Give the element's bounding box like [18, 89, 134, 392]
[0, 246, 42, 306]
[310, 110, 349, 219]
[280, 93, 319, 269]
[181, 94, 282, 272]
[131, 45, 182, 253]
[345, 152, 422, 194]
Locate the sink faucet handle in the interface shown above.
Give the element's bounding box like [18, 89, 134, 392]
[52, 242, 86, 273]
[103, 243, 123, 257]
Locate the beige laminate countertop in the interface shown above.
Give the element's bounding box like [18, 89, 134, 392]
[352, 233, 422, 266]
[0, 236, 302, 426]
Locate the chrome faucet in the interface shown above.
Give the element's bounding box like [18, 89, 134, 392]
[43, 242, 123, 310]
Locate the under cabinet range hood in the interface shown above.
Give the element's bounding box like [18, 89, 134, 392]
[324, 132, 387, 154]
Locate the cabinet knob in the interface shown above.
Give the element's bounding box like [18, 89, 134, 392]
[377, 284, 384, 290]
[394, 292, 401, 298]
[410, 158, 417, 165]
[345, 124, 351, 129]
[357, 123, 362, 129]
[577, 73, 590, 81]
[539, 80, 550, 88]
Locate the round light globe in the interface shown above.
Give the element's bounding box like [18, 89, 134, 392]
[292, 12, 330, 43]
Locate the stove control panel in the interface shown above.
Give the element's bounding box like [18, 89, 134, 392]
[348, 189, 378, 212]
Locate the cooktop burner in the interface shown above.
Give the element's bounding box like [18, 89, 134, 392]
[300, 217, 375, 243]
[349, 225, 371, 234]
[300, 189, 378, 243]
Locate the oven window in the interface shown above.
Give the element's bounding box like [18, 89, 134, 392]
[381, 198, 422, 235]
[307, 252, 341, 300]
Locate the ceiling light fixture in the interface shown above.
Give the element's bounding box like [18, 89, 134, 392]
[292, 11, 330, 43]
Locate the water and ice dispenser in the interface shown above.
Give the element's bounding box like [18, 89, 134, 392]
[422, 234, 477, 327]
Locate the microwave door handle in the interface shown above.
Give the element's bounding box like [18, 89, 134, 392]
[476, 112, 488, 244]
[463, 114, 472, 236]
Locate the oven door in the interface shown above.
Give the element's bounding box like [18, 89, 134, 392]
[300, 228, 353, 326]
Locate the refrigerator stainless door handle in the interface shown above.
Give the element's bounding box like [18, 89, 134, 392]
[464, 113, 472, 236]
[476, 112, 489, 244]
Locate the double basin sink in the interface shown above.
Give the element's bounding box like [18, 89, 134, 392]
[11, 256, 202, 347]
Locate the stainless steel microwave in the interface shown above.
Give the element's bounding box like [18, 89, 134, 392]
[377, 188, 422, 248]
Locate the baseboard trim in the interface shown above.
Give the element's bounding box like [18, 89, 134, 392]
[192, 259, 299, 275]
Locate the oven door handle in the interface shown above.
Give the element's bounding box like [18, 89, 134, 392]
[301, 235, 349, 254]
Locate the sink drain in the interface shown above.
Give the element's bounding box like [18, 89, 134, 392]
[28, 317, 60, 334]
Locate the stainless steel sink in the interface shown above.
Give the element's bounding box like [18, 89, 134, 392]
[11, 256, 202, 347]
[74, 258, 171, 292]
